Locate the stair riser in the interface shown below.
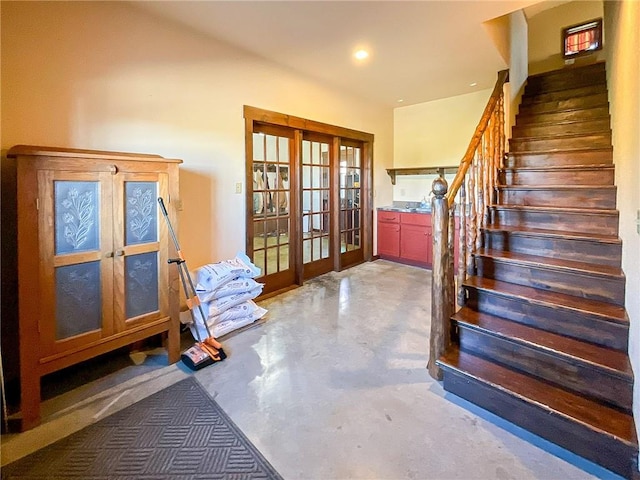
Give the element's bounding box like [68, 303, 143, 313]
[518, 93, 608, 115]
[522, 84, 607, 105]
[456, 326, 633, 411]
[490, 208, 619, 235]
[466, 288, 629, 351]
[505, 150, 612, 168]
[517, 106, 609, 125]
[509, 133, 612, 153]
[512, 119, 610, 138]
[525, 69, 607, 95]
[499, 168, 614, 186]
[497, 187, 616, 209]
[482, 231, 621, 267]
[474, 256, 626, 305]
[440, 368, 637, 479]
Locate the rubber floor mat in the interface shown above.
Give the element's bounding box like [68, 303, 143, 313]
[2, 377, 283, 479]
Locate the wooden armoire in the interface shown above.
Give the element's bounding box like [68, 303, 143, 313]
[5, 145, 182, 431]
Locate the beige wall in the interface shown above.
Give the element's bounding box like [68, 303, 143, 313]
[483, 10, 528, 137]
[528, 1, 605, 75]
[604, 0, 640, 459]
[392, 88, 492, 201]
[1, 1, 393, 267]
[507, 10, 529, 133]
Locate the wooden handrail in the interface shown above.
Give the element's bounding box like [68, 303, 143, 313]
[446, 69, 509, 208]
[428, 69, 509, 381]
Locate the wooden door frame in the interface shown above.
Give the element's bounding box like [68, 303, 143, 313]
[244, 105, 374, 293]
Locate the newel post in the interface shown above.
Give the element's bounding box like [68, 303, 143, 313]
[428, 177, 451, 380]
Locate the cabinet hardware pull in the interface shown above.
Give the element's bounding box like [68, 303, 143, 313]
[106, 251, 114, 258]
[109, 165, 118, 175]
[115, 249, 125, 256]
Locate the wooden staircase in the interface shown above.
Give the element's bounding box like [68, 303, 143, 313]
[437, 62, 638, 478]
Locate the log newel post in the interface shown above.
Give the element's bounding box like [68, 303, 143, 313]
[428, 176, 450, 380]
[457, 181, 467, 306]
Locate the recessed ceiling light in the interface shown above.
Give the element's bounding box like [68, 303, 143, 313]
[354, 49, 369, 60]
[397, 99, 404, 103]
[470, 82, 478, 87]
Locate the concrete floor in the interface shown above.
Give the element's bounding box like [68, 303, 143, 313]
[1, 260, 623, 479]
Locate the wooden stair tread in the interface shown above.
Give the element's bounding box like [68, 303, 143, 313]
[527, 62, 605, 79]
[501, 164, 613, 172]
[522, 94, 607, 106]
[464, 276, 628, 324]
[519, 92, 608, 106]
[452, 308, 632, 377]
[497, 184, 616, 190]
[512, 117, 609, 128]
[508, 146, 613, 155]
[492, 204, 618, 216]
[510, 131, 611, 142]
[507, 146, 612, 156]
[476, 248, 624, 278]
[519, 100, 609, 110]
[438, 348, 638, 447]
[482, 225, 620, 244]
[522, 85, 607, 104]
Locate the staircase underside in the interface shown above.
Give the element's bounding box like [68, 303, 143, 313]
[437, 62, 638, 479]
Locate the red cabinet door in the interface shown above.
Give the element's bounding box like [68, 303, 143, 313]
[400, 224, 431, 265]
[377, 221, 400, 257]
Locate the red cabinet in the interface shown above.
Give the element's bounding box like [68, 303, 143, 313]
[377, 210, 400, 258]
[400, 213, 432, 265]
[377, 209, 458, 269]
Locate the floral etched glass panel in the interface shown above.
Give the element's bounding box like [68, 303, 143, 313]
[54, 181, 99, 255]
[125, 252, 159, 318]
[125, 182, 158, 245]
[55, 261, 102, 339]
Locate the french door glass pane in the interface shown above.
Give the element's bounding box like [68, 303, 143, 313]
[340, 145, 362, 252]
[252, 132, 290, 278]
[302, 140, 330, 265]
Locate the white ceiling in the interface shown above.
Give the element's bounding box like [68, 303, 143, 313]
[133, 0, 552, 108]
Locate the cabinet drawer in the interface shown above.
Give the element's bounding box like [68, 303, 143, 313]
[400, 212, 430, 227]
[378, 210, 400, 223]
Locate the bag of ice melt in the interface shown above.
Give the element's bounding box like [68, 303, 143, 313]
[206, 285, 264, 317]
[197, 277, 263, 303]
[194, 252, 261, 292]
[189, 303, 268, 340]
[181, 299, 262, 326]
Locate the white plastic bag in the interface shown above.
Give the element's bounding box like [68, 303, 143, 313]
[189, 303, 268, 340]
[197, 278, 263, 303]
[195, 252, 261, 292]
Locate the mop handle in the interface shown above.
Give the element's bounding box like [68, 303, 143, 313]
[159, 197, 215, 340]
[157, 197, 183, 260]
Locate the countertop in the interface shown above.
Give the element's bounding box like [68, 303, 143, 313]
[377, 204, 431, 214]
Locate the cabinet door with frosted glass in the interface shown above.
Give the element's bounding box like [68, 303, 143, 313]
[38, 171, 114, 355]
[113, 172, 170, 330]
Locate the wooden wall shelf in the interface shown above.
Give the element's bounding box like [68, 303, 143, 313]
[386, 166, 458, 185]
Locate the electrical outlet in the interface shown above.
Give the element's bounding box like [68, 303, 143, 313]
[235, 182, 242, 194]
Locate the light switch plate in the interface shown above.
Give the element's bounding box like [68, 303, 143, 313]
[235, 182, 242, 194]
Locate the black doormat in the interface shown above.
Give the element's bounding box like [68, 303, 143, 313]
[2, 377, 283, 480]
